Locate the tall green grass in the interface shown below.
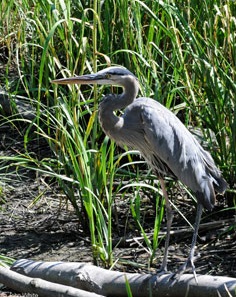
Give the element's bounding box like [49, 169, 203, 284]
[0, 0, 235, 268]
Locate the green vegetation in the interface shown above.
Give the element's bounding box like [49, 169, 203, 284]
[0, 255, 15, 268]
[0, 0, 235, 268]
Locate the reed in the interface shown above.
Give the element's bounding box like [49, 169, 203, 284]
[0, 0, 235, 268]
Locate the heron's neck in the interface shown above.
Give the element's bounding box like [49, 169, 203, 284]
[98, 79, 139, 142]
[98, 93, 130, 136]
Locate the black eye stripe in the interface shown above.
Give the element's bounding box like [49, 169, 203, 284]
[106, 71, 137, 79]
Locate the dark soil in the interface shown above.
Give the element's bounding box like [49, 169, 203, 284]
[0, 125, 236, 294]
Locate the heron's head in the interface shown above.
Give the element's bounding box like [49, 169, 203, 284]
[51, 66, 139, 90]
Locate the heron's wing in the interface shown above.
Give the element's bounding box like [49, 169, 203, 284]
[123, 98, 193, 172]
[134, 99, 218, 208]
[139, 105, 178, 179]
[137, 99, 193, 176]
[123, 97, 226, 209]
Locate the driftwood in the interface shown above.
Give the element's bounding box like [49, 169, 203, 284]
[2, 259, 234, 297]
[0, 265, 103, 297]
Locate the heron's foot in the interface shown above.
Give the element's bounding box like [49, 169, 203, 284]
[156, 266, 171, 277]
[171, 256, 198, 283]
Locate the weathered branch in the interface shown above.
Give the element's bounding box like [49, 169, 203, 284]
[0, 265, 104, 297]
[10, 259, 236, 297]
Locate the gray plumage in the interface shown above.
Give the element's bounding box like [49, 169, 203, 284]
[97, 67, 227, 211]
[52, 66, 227, 277]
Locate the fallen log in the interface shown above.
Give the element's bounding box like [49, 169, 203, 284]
[9, 259, 236, 297]
[0, 265, 103, 297]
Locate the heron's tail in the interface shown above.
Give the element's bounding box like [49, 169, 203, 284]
[212, 174, 228, 194]
[205, 150, 228, 194]
[196, 149, 228, 210]
[196, 180, 215, 211]
[196, 170, 227, 211]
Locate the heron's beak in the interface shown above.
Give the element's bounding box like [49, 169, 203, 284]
[51, 74, 100, 85]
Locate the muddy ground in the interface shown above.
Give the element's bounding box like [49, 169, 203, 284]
[0, 125, 235, 295]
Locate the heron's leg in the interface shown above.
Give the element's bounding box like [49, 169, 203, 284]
[173, 203, 203, 281]
[158, 178, 173, 274]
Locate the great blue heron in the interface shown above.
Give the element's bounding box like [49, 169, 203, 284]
[52, 66, 227, 277]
